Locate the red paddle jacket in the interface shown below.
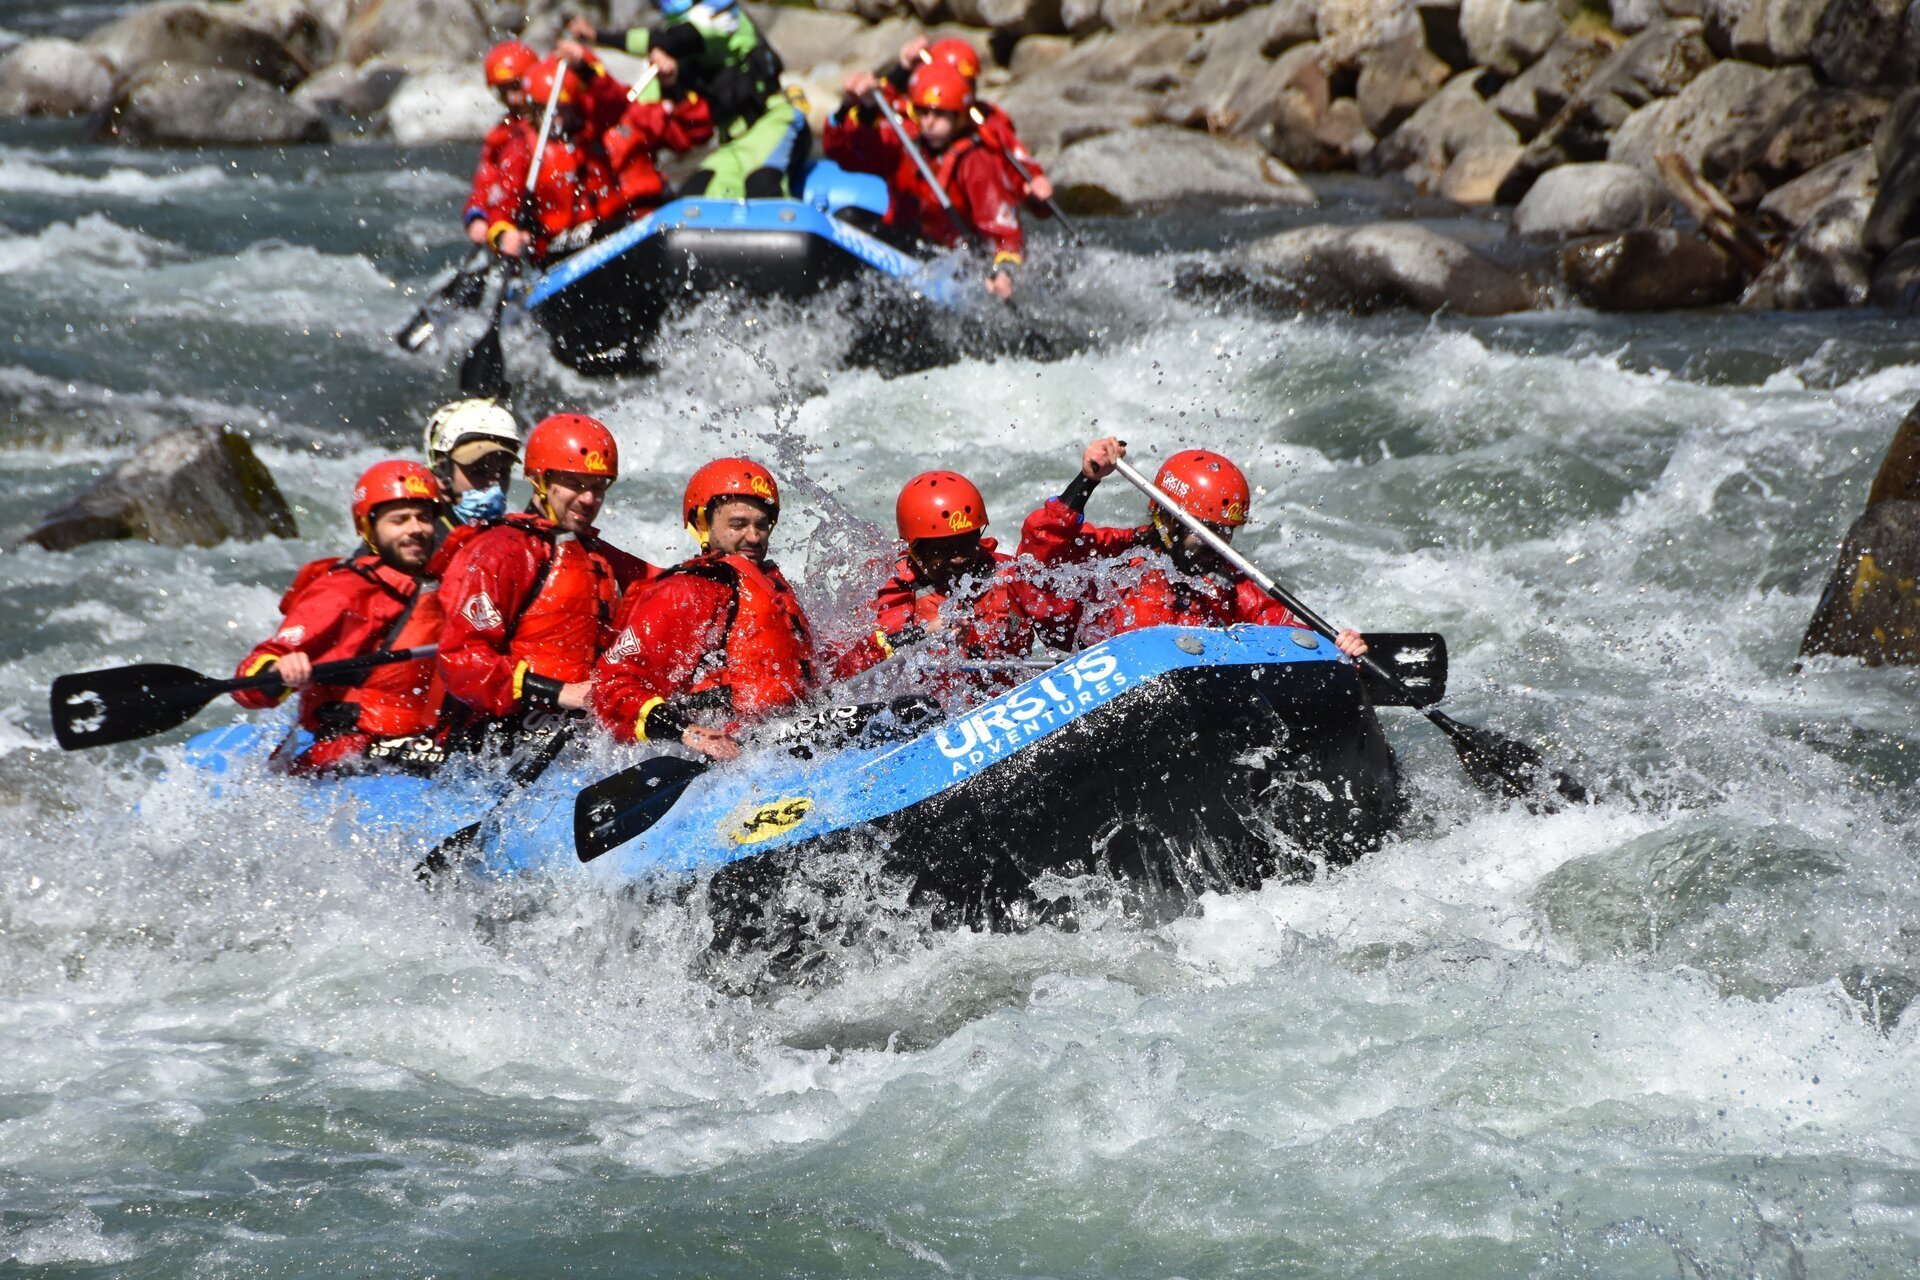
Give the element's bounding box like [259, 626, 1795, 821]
[468, 123, 625, 259]
[434, 514, 658, 720]
[593, 553, 817, 743]
[465, 114, 536, 233]
[1017, 498, 1304, 646]
[822, 108, 1024, 263]
[601, 93, 714, 210]
[233, 554, 445, 771]
[832, 542, 1075, 700]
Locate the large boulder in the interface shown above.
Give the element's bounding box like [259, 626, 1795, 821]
[382, 65, 499, 142]
[1316, 0, 1423, 73]
[1559, 228, 1744, 309]
[946, 0, 1064, 36]
[1809, 0, 1915, 89]
[94, 68, 331, 146]
[342, 0, 491, 66]
[1370, 69, 1519, 191]
[1740, 193, 1874, 309]
[1491, 31, 1615, 140]
[1757, 145, 1875, 231]
[1703, 85, 1886, 197]
[1606, 61, 1801, 181]
[1513, 160, 1666, 237]
[0, 38, 117, 117]
[1800, 399, 1920, 666]
[1262, 0, 1321, 54]
[1157, 7, 1302, 134]
[1730, 0, 1825, 65]
[84, 2, 311, 89]
[21, 426, 297, 553]
[751, 8, 871, 72]
[993, 26, 1203, 156]
[1179, 221, 1538, 315]
[1496, 18, 1715, 203]
[1355, 29, 1452, 136]
[1051, 125, 1315, 210]
[1870, 239, 1920, 314]
[232, 0, 343, 71]
[1459, 0, 1564, 76]
[1866, 88, 1920, 256]
[291, 57, 419, 118]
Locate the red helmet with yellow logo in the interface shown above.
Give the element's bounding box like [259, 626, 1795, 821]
[1152, 449, 1250, 527]
[523, 413, 617, 481]
[896, 470, 986, 542]
[683, 457, 779, 547]
[525, 54, 582, 109]
[908, 64, 972, 113]
[922, 37, 982, 81]
[485, 40, 536, 89]
[352, 460, 445, 541]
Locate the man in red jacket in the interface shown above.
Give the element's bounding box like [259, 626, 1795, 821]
[593, 458, 815, 762]
[473, 56, 628, 261]
[834, 470, 1073, 703]
[464, 40, 538, 250]
[435, 413, 658, 746]
[822, 63, 1025, 298]
[1018, 437, 1370, 656]
[232, 461, 450, 775]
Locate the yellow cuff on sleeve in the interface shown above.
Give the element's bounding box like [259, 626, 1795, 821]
[243, 654, 294, 703]
[487, 220, 516, 249]
[634, 696, 665, 743]
[991, 251, 1022, 269]
[872, 628, 895, 659]
[510, 660, 529, 705]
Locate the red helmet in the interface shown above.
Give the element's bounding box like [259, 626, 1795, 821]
[523, 412, 617, 480]
[922, 37, 981, 81]
[908, 63, 972, 113]
[526, 55, 582, 108]
[1153, 450, 1250, 527]
[352, 460, 444, 538]
[485, 40, 535, 89]
[896, 470, 987, 542]
[684, 457, 779, 546]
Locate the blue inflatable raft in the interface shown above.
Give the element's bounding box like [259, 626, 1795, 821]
[183, 625, 1443, 949]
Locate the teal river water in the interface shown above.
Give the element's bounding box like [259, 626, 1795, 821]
[3, 59, 1920, 1277]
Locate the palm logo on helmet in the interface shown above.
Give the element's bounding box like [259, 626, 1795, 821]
[683, 457, 780, 550]
[896, 470, 986, 543]
[523, 413, 618, 520]
[1149, 450, 1251, 547]
[352, 460, 446, 543]
[485, 40, 536, 88]
[908, 64, 973, 114]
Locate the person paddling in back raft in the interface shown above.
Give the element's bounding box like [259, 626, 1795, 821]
[1018, 438, 1370, 656]
[833, 470, 1075, 703]
[232, 462, 450, 776]
[592, 458, 817, 762]
[433, 413, 659, 749]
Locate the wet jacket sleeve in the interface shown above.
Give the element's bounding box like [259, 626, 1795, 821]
[232, 571, 364, 709]
[1234, 580, 1305, 628]
[828, 572, 930, 680]
[468, 124, 532, 236]
[436, 530, 543, 718]
[1016, 498, 1147, 567]
[591, 574, 734, 744]
[952, 145, 1023, 264]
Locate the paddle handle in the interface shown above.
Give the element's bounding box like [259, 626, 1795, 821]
[213, 644, 439, 699]
[869, 90, 984, 248]
[1109, 459, 1417, 699]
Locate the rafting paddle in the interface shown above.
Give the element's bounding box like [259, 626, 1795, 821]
[967, 106, 1079, 243]
[395, 245, 495, 352]
[1111, 458, 1587, 805]
[414, 716, 583, 883]
[50, 646, 439, 751]
[869, 90, 987, 252]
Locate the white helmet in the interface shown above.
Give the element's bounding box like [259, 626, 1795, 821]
[424, 398, 522, 467]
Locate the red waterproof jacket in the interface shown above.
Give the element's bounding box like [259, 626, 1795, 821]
[465, 114, 536, 231]
[601, 93, 715, 209]
[434, 514, 658, 719]
[974, 102, 1050, 212]
[233, 554, 446, 769]
[594, 554, 816, 743]
[832, 542, 1074, 699]
[469, 124, 625, 259]
[822, 109, 1023, 262]
[1017, 498, 1304, 646]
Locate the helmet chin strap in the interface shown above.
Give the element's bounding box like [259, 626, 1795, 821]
[1150, 507, 1176, 550]
[531, 473, 557, 523]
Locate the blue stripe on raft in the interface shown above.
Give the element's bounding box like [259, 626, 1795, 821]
[521, 197, 968, 310]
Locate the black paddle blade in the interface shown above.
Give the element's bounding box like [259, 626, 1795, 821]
[395, 309, 437, 352]
[1429, 709, 1588, 807]
[575, 757, 709, 863]
[443, 264, 491, 310]
[51, 662, 218, 750]
[413, 823, 481, 887]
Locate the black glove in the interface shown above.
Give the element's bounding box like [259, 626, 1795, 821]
[520, 672, 566, 707]
[1059, 471, 1100, 513]
[641, 688, 734, 742]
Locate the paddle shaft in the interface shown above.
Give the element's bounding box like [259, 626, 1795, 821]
[968, 105, 1078, 238]
[201, 645, 438, 703]
[869, 90, 985, 249]
[522, 61, 569, 215]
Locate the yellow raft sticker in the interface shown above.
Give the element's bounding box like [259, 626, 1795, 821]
[722, 796, 814, 845]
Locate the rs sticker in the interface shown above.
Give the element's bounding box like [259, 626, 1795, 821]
[723, 796, 813, 845]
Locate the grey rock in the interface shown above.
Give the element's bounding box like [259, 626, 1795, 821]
[1184, 220, 1537, 314]
[1437, 141, 1524, 203]
[95, 67, 330, 145]
[997, 26, 1204, 157]
[1370, 69, 1519, 192]
[0, 38, 117, 118]
[1757, 146, 1876, 231]
[1799, 495, 1920, 665]
[22, 426, 298, 552]
[1010, 33, 1075, 74]
[233, 0, 342, 72]
[1560, 228, 1743, 310]
[384, 65, 501, 143]
[1741, 193, 1873, 308]
[85, 2, 310, 89]
[1459, 0, 1564, 76]
[290, 56, 425, 118]
[1866, 88, 1920, 255]
[1513, 160, 1666, 236]
[1053, 124, 1315, 210]
[1610, 0, 1664, 33]
[1265, 93, 1378, 173]
[1607, 60, 1797, 179]
[1262, 0, 1321, 55]
[1810, 0, 1914, 89]
[1356, 29, 1451, 136]
[754, 8, 870, 71]
[343, 0, 490, 66]
[1705, 84, 1885, 198]
[1496, 18, 1715, 203]
[948, 0, 1065, 36]
[1870, 239, 1920, 314]
[1491, 31, 1613, 140]
[1318, 0, 1423, 72]
[1158, 7, 1300, 134]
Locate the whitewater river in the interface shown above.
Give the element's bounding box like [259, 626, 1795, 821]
[5, 76, 1920, 1276]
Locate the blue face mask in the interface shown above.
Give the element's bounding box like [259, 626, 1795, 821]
[453, 484, 508, 524]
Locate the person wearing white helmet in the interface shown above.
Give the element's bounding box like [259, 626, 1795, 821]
[423, 398, 523, 528]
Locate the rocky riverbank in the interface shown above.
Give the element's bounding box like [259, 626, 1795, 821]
[4, 0, 1918, 317]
